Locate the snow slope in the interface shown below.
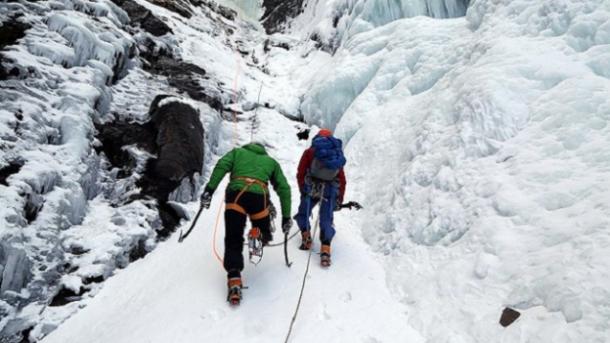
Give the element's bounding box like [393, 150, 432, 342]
[43, 130, 423, 343]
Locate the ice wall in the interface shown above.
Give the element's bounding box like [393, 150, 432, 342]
[296, 0, 610, 341]
[291, 0, 469, 50]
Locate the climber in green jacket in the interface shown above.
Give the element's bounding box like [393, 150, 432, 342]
[200, 142, 292, 305]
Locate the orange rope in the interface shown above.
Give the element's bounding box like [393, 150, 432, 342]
[230, 52, 241, 146]
[212, 194, 225, 265]
[210, 50, 243, 266]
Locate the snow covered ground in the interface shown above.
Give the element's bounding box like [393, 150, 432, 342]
[43, 120, 423, 343]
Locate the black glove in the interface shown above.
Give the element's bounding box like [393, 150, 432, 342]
[334, 198, 342, 212]
[200, 187, 213, 209]
[282, 217, 292, 234]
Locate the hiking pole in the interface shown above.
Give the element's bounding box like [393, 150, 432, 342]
[178, 205, 205, 243]
[283, 231, 292, 267]
[338, 201, 363, 211]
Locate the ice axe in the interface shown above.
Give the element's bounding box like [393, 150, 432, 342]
[338, 201, 363, 211]
[178, 205, 205, 243]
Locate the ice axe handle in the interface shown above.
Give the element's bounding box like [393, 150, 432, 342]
[339, 201, 363, 211]
[178, 205, 205, 243]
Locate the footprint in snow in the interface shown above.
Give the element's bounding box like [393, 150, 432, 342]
[340, 291, 352, 303]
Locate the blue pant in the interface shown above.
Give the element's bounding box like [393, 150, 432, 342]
[294, 182, 337, 244]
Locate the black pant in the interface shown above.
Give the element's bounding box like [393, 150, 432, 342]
[224, 189, 271, 278]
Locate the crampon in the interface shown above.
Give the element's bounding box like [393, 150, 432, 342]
[248, 227, 264, 265]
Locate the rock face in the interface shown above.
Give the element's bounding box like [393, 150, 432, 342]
[0, 16, 30, 80]
[97, 95, 204, 238]
[110, 0, 173, 36]
[142, 96, 204, 237]
[261, 0, 305, 33]
[149, 96, 204, 185]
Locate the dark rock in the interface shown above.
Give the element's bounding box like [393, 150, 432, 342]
[138, 96, 204, 236]
[216, 3, 236, 21]
[0, 161, 23, 186]
[0, 17, 29, 50]
[128, 239, 147, 262]
[95, 120, 157, 177]
[499, 307, 521, 327]
[110, 0, 172, 36]
[96, 96, 204, 237]
[49, 286, 86, 307]
[297, 128, 310, 141]
[83, 275, 104, 285]
[261, 0, 305, 34]
[23, 192, 43, 224]
[18, 326, 33, 343]
[142, 55, 224, 111]
[149, 0, 193, 18]
[149, 96, 203, 183]
[0, 18, 30, 80]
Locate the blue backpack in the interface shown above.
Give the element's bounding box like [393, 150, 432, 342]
[309, 136, 346, 181]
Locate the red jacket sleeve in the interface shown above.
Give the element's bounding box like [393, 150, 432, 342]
[338, 168, 346, 203]
[297, 148, 314, 192]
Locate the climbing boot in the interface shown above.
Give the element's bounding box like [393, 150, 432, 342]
[227, 277, 243, 305]
[248, 227, 263, 264]
[299, 231, 312, 251]
[320, 244, 331, 267]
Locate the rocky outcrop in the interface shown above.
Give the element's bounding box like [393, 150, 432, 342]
[0, 16, 30, 80]
[96, 96, 204, 238]
[261, 0, 305, 33]
[110, 0, 173, 36]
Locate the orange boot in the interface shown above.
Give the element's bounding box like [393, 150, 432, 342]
[299, 231, 312, 250]
[227, 277, 242, 305]
[320, 244, 331, 267]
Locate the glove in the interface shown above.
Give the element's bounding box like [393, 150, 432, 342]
[200, 188, 213, 209]
[282, 217, 292, 234]
[334, 198, 342, 212]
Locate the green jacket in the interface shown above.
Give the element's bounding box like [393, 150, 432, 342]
[205, 143, 291, 218]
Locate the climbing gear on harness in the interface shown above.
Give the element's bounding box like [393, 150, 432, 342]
[248, 227, 264, 265]
[200, 190, 213, 209]
[178, 204, 205, 243]
[227, 277, 243, 306]
[299, 231, 312, 251]
[304, 179, 327, 199]
[225, 176, 270, 220]
[320, 244, 331, 267]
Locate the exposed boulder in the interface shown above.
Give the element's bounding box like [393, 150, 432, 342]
[110, 0, 172, 36]
[139, 96, 204, 237]
[141, 52, 224, 111]
[499, 307, 521, 327]
[96, 96, 204, 238]
[0, 16, 30, 80]
[148, 96, 204, 184]
[261, 0, 305, 34]
[0, 161, 23, 186]
[149, 0, 193, 18]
